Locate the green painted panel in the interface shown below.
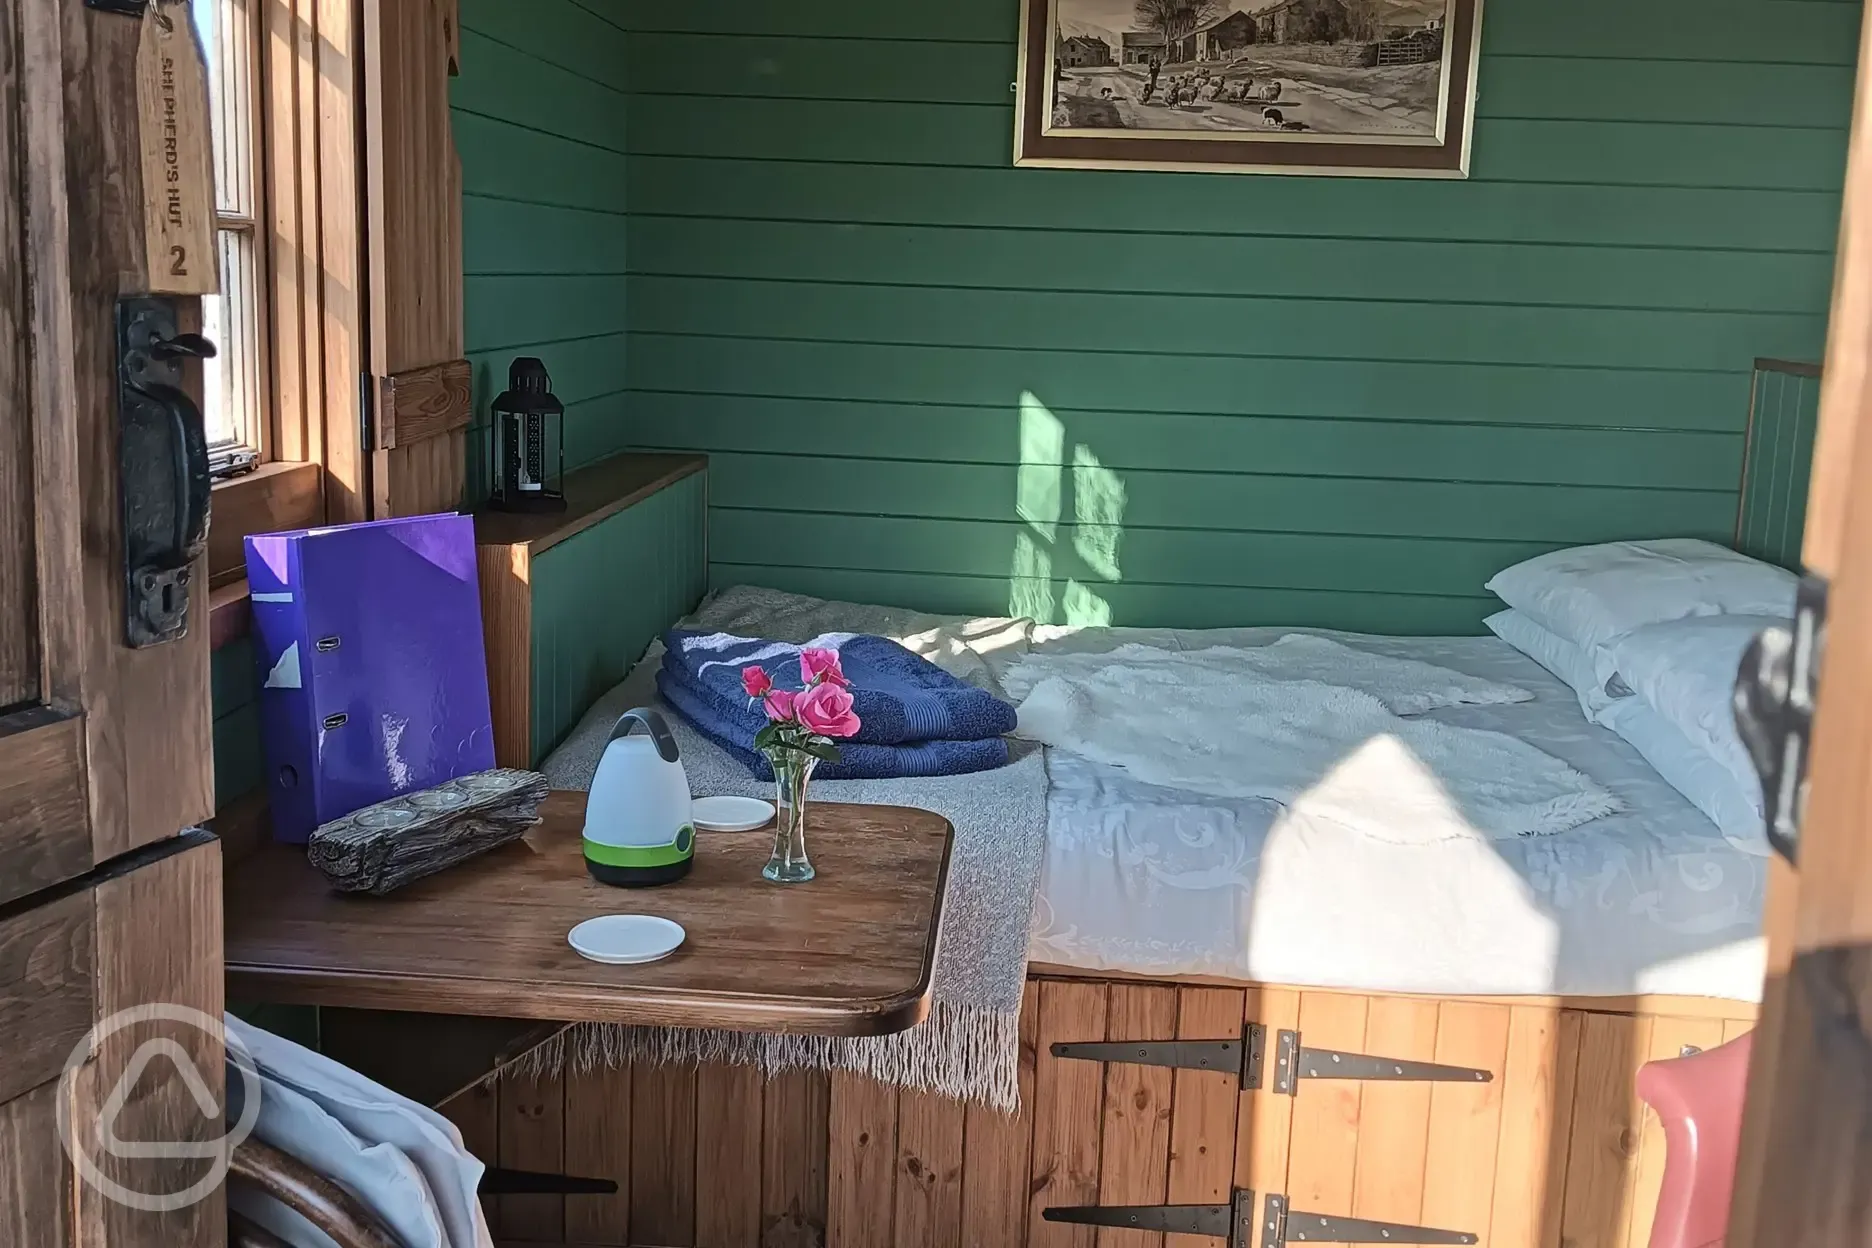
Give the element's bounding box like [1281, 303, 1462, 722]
[624, 95, 1850, 194]
[463, 197, 631, 274]
[621, 393, 1742, 492]
[527, 470, 709, 761]
[712, 564, 1495, 635]
[710, 511, 1561, 598]
[452, 30, 627, 157]
[629, 275, 1820, 372]
[625, 157, 1842, 253]
[213, 701, 264, 809]
[1738, 366, 1823, 570]
[458, 0, 631, 84]
[618, 32, 1855, 129]
[701, 453, 1734, 545]
[626, 334, 1753, 431]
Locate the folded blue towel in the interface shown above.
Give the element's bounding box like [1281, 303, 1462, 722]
[656, 667, 1009, 780]
[660, 628, 1016, 746]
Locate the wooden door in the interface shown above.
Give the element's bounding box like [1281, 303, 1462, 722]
[0, 0, 224, 1243]
[1729, 2, 1872, 1240]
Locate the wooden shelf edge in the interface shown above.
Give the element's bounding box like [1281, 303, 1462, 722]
[471, 452, 706, 556]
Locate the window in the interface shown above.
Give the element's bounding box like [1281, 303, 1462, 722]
[192, 0, 265, 477]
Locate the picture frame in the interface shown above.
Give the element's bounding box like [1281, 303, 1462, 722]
[1013, 0, 1484, 178]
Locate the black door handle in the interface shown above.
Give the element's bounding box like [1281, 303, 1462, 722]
[117, 297, 215, 647]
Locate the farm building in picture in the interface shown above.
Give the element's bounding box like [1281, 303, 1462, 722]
[1057, 33, 1114, 66]
[1121, 28, 1167, 63]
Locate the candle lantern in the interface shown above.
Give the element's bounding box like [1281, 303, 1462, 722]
[487, 356, 566, 512]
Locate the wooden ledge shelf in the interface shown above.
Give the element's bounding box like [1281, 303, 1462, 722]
[471, 452, 706, 557]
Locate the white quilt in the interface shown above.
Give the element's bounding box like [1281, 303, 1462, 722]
[1005, 627, 1767, 1002]
[1002, 637, 1624, 845]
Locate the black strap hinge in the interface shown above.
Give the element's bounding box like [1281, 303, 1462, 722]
[1043, 1190, 1475, 1247]
[1733, 572, 1827, 865]
[1052, 1025, 1491, 1095]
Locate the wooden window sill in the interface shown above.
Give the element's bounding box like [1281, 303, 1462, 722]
[209, 460, 324, 588]
[470, 453, 707, 555]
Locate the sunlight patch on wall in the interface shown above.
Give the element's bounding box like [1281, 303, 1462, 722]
[1063, 580, 1113, 626]
[1017, 391, 1065, 542]
[1010, 529, 1057, 622]
[1071, 444, 1126, 582]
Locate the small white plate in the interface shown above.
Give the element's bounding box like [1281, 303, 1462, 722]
[567, 915, 686, 965]
[692, 795, 775, 832]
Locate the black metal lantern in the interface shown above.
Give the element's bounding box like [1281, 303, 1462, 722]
[487, 356, 566, 512]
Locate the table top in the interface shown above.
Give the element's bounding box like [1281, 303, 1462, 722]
[223, 792, 953, 1036]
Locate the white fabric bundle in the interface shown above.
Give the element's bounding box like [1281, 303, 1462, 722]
[1003, 636, 1622, 846]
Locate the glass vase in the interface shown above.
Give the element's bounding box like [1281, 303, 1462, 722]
[763, 749, 818, 883]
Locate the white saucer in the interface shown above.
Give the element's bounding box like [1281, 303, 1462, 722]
[567, 915, 686, 965]
[692, 795, 775, 832]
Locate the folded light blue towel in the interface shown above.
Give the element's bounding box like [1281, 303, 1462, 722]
[660, 628, 1016, 746]
[656, 667, 1009, 780]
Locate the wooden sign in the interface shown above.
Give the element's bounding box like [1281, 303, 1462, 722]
[135, 0, 218, 295]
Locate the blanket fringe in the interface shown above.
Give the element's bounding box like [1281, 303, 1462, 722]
[511, 1000, 1022, 1112]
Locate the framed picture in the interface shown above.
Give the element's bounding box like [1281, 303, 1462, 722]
[1014, 0, 1483, 178]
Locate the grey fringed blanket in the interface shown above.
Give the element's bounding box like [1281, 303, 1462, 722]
[536, 586, 1048, 1110]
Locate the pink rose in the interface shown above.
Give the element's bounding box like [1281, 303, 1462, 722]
[762, 689, 797, 722]
[795, 681, 861, 738]
[798, 647, 849, 688]
[741, 664, 774, 698]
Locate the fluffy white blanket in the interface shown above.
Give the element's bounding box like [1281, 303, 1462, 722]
[1002, 637, 1625, 845]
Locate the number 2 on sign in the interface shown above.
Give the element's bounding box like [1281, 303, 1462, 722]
[169, 246, 188, 278]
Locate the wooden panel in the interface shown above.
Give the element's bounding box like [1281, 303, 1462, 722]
[377, 357, 472, 449]
[828, 1073, 899, 1248]
[1487, 1008, 1581, 1248]
[894, 1087, 964, 1248]
[0, 1082, 69, 1248]
[0, 0, 32, 712]
[207, 461, 324, 587]
[471, 452, 707, 556]
[315, 0, 366, 524]
[1559, 1012, 1653, 1248]
[564, 1063, 632, 1246]
[1284, 993, 1370, 1226]
[496, 1069, 565, 1242]
[1028, 980, 1108, 1248]
[1164, 988, 1243, 1248]
[476, 542, 532, 768]
[1349, 997, 1439, 1232]
[378, 429, 467, 517]
[76, 833, 225, 1247]
[631, 1063, 697, 1247]
[763, 1069, 830, 1248]
[959, 977, 1038, 1248]
[318, 1009, 566, 1109]
[0, 888, 93, 1105]
[262, 0, 319, 467]
[1417, 1004, 1513, 1245]
[0, 711, 92, 906]
[1094, 985, 1177, 1248]
[59, 0, 216, 861]
[1234, 986, 1300, 1198]
[694, 1063, 760, 1248]
[438, 1083, 500, 1232]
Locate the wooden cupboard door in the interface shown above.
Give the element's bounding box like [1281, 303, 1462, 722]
[0, 0, 216, 909]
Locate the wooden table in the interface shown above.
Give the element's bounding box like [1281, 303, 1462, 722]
[224, 792, 953, 1037]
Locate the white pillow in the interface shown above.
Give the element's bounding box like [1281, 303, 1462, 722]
[1483, 609, 1624, 720]
[1485, 539, 1796, 655]
[1598, 695, 1767, 857]
[1593, 613, 1780, 829]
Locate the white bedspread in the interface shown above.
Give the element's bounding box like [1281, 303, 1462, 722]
[1002, 637, 1624, 846]
[1006, 627, 1767, 1003]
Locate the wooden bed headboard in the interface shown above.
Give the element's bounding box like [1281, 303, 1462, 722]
[1736, 357, 1823, 570]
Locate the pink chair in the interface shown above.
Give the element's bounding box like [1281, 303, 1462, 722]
[1635, 1032, 1754, 1248]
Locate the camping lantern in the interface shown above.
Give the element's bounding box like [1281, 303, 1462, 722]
[487, 356, 566, 512]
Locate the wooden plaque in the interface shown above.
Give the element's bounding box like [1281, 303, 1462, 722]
[134, 1, 217, 295]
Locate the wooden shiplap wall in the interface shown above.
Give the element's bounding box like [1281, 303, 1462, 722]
[451, 0, 633, 499]
[604, 0, 1851, 632]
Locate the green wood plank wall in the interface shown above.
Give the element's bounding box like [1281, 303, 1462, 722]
[528, 470, 710, 761]
[212, 640, 263, 807]
[453, 0, 634, 494]
[596, 0, 1849, 632]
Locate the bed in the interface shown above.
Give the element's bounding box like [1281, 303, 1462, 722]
[498, 361, 1817, 1248]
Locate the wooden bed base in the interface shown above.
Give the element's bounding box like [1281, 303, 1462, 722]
[450, 968, 1756, 1248]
